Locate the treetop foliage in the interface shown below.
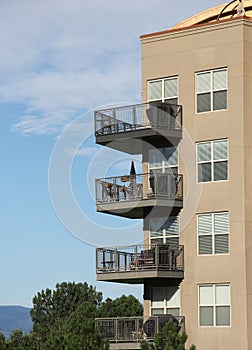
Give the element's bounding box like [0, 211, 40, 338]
[1, 281, 143, 350]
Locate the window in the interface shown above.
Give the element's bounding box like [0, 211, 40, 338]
[148, 76, 178, 105]
[197, 139, 228, 182]
[150, 216, 179, 245]
[148, 147, 178, 196]
[196, 68, 227, 113]
[199, 284, 230, 326]
[151, 287, 180, 316]
[149, 147, 178, 174]
[198, 212, 229, 255]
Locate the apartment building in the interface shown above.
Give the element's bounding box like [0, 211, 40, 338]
[93, 1, 252, 349]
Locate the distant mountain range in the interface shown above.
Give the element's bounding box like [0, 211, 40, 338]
[0, 306, 33, 338]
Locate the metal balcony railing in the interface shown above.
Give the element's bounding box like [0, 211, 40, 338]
[95, 102, 182, 136]
[95, 173, 183, 204]
[96, 315, 185, 343]
[96, 244, 184, 273]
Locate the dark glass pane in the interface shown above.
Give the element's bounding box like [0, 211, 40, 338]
[197, 93, 211, 113]
[214, 161, 228, 181]
[215, 234, 229, 254]
[198, 163, 211, 182]
[213, 90, 227, 110]
[200, 306, 213, 326]
[216, 306, 230, 326]
[165, 98, 178, 105]
[199, 235, 212, 255]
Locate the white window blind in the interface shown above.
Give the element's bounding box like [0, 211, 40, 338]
[196, 68, 227, 113]
[199, 284, 230, 327]
[198, 212, 229, 255]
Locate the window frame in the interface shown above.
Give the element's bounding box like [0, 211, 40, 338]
[197, 212, 229, 256]
[148, 146, 178, 175]
[148, 76, 179, 104]
[196, 139, 228, 183]
[150, 286, 180, 316]
[198, 284, 231, 327]
[195, 67, 228, 114]
[149, 216, 180, 245]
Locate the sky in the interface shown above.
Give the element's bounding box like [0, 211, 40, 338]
[0, 0, 225, 308]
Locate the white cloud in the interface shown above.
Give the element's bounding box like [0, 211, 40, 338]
[0, 0, 225, 136]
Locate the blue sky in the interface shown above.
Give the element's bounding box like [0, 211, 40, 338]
[0, 0, 224, 307]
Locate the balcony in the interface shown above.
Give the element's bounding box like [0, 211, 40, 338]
[96, 243, 184, 284]
[96, 315, 185, 349]
[94, 102, 182, 154]
[95, 172, 183, 219]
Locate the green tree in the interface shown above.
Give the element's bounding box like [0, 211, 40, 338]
[0, 331, 6, 350]
[98, 294, 143, 317]
[8, 329, 24, 349]
[30, 282, 102, 341]
[41, 309, 109, 350]
[141, 321, 196, 350]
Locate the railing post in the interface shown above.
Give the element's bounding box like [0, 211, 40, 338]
[133, 105, 136, 127]
[115, 318, 118, 343]
[155, 244, 158, 269]
[115, 248, 118, 271]
[135, 245, 138, 269]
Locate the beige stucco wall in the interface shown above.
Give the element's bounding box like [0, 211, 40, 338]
[141, 18, 252, 349]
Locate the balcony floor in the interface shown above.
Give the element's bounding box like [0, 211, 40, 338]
[96, 127, 182, 154]
[96, 269, 184, 284]
[96, 197, 183, 219]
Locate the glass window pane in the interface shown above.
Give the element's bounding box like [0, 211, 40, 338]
[166, 237, 179, 246]
[197, 93, 211, 113]
[151, 308, 164, 315]
[149, 81, 162, 100]
[165, 97, 178, 105]
[197, 72, 211, 92]
[149, 148, 163, 168]
[213, 69, 227, 90]
[213, 140, 227, 160]
[163, 147, 178, 166]
[150, 217, 166, 233]
[166, 308, 180, 317]
[150, 238, 164, 244]
[216, 306, 230, 326]
[214, 161, 228, 181]
[164, 217, 179, 236]
[164, 166, 178, 174]
[215, 234, 229, 254]
[214, 212, 229, 233]
[213, 90, 227, 110]
[216, 285, 230, 305]
[199, 235, 212, 255]
[200, 286, 213, 304]
[198, 214, 212, 234]
[166, 287, 180, 308]
[150, 230, 163, 238]
[198, 163, 212, 182]
[152, 287, 165, 308]
[200, 306, 214, 326]
[197, 142, 211, 162]
[164, 78, 178, 98]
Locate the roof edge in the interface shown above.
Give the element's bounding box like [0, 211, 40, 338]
[140, 15, 251, 41]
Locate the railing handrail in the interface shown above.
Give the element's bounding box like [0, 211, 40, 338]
[94, 101, 182, 115]
[96, 242, 183, 251]
[95, 315, 185, 343]
[95, 172, 182, 182]
[94, 101, 183, 136]
[95, 315, 183, 321]
[96, 243, 184, 273]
